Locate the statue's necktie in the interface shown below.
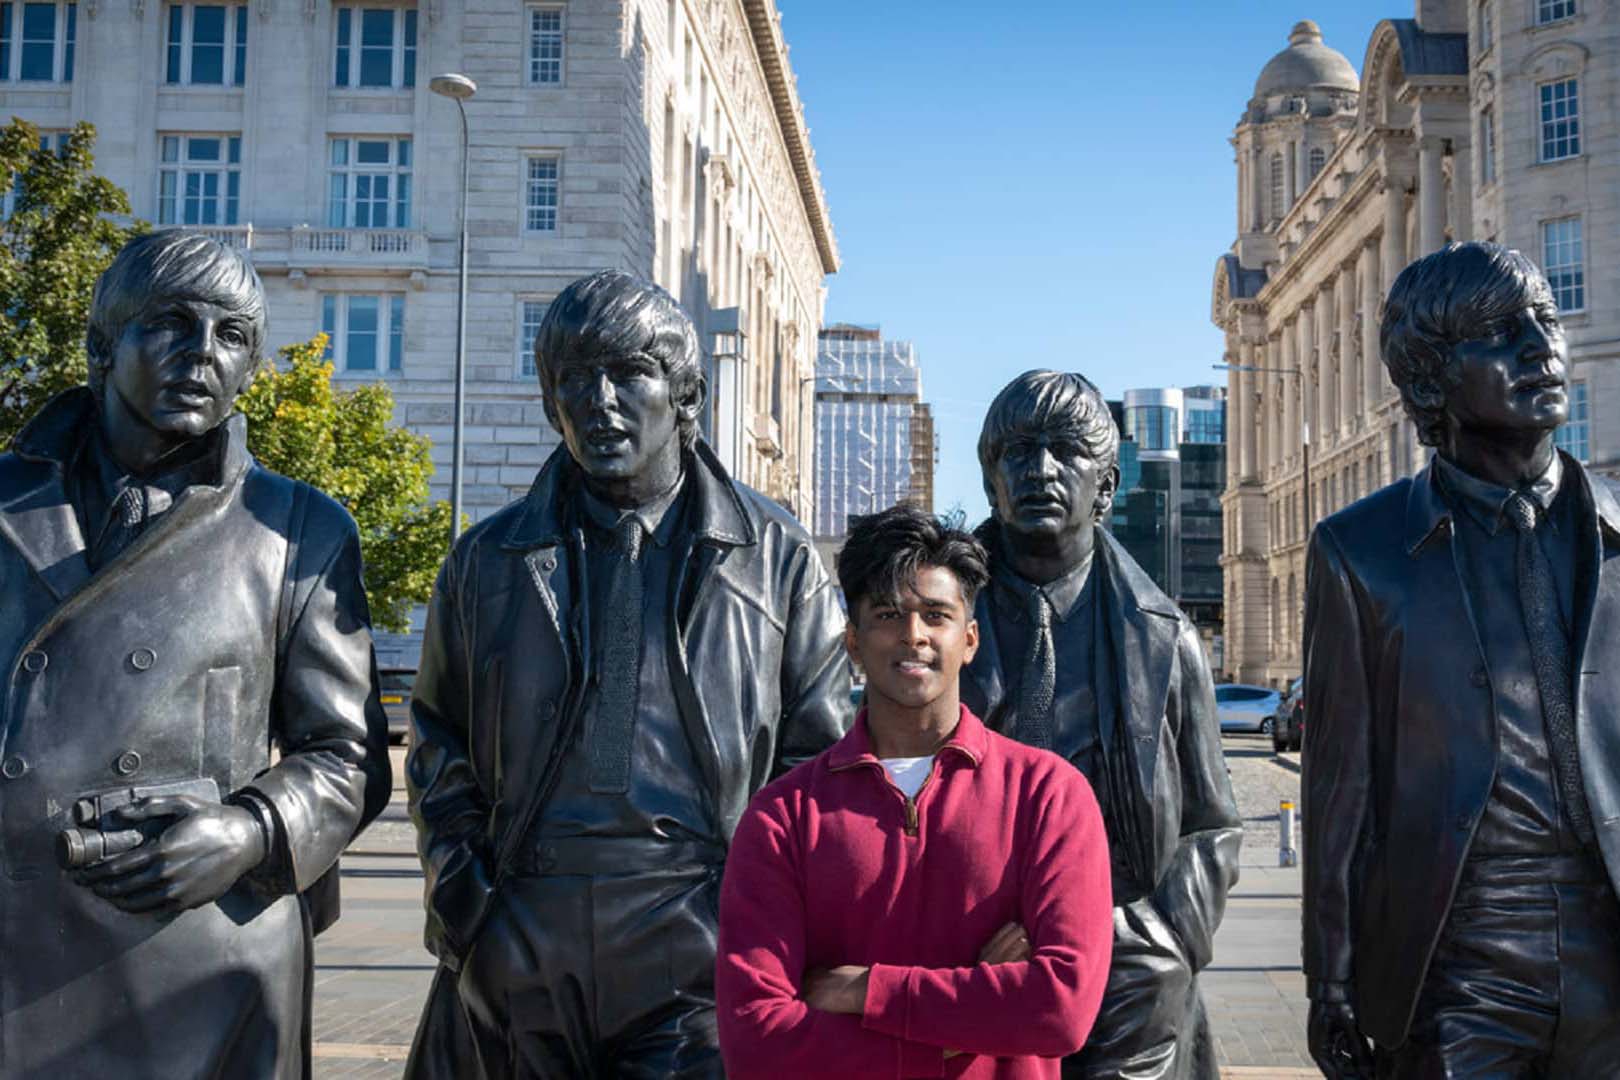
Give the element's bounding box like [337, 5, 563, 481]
[1507, 493, 1594, 847]
[1017, 589, 1056, 751]
[590, 517, 643, 794]
[94, 485, 147, 568]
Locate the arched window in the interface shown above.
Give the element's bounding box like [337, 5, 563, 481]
[1269, 151, 1285, 223]
[1308, 147, 1326, 181]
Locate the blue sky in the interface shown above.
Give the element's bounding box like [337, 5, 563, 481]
[776, 1, 1392, 519]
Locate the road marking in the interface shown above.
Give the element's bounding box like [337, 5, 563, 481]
[1220, 1069, 1318, 1078]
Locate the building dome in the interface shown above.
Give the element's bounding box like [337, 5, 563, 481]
[1253, 21, 1358, 98]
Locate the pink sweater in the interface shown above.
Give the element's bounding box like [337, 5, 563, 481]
[717, 705, 1113, 1078]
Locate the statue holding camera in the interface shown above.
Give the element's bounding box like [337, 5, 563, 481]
[0, 231, 391, 1077]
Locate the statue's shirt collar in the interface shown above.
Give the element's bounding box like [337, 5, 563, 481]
[991, 547, 1096, 625]
[1435, 451, 1563, 536]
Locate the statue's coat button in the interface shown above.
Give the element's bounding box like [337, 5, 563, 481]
[114, 750, 142, 776]
[1470, 667, 1488, 688]
[130, 648, 157, 671]
[1, 755, 28, 779]
[20, 651, 46, 674]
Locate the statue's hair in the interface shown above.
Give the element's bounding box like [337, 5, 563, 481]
[1381, 242, 1557, 447]
[977, 370, 1119, 521]
[86, 231, 267, 395]
[533, 270, 705, 450]
[837, 505, 989, 618]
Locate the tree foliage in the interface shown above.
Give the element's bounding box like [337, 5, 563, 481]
[0, 119, 142, 447]
[238, 335, 453, 633]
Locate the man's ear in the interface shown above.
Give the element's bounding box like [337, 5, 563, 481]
[1094, 463, 1121, 521]
[676, 370, 708, 427]
[1408, 376, 1446, 414]
[962, 617, 980, 665]
[842, 618, 862, 673]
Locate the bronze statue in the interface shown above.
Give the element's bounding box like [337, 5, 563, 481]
[405, 269, 851, 1078]
[962, 370, 1241, 1080]
[0, 230, 391, 1076]
[1304, 242, 1620, 1076]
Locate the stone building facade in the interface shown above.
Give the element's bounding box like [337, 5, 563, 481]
[0, 0, 837, 532]
[1211, 0, 1618, 686]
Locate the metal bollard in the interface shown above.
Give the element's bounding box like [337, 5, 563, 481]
[1279, 800, 1298, 866]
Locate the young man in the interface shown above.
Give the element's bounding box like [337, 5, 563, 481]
[0, 230, 390, 1076]
[717, 505, 1113, 1078]
[406, 270, 849, 1078]
[1304, 242, 1620, 1076]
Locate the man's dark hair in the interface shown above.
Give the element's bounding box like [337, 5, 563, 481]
[86, 230, 267, 397]
[533, 269, 705, 449]
[837, 505, 990, 619]
[1381, 241, 1557, 447]
[977, 369, 1118, 522]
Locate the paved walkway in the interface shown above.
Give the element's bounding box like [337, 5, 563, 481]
[311, 747, 1319, 1078]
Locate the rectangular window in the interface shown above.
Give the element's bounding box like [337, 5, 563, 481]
[2, 128, 67, 218]
[0, 1, 73, 81]
[1478, 2, 1492, 53]
[1480, 106, 1497, 185]
[157, 133, 241, 225]
[526, 5, 561, 84]
[1537, 0, 1575, 24]
[321, 292, 404, 372]
[518, 299, 547, 376]
[333, 5, 415, 88]
[1554, 381, 1589, 461]
[1539, 78, 1580, 161]
[525, 155, 558, 232]
[164, 4, 247, 86]
[1542, 217, 1585, 312]
[326, 136, 411, 228]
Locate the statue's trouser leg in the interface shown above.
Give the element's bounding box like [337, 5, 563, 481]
[457, 865, 724, 1079]
[1377, 855, 1620, 1079]
[1064, 898, 1211, 1080]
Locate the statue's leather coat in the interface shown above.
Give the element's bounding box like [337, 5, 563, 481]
[1302, 455, 1620, 1046]
[0, 388, 390, 1077]
[404, 441, 850, 1076]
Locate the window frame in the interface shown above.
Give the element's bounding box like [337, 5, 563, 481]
[1554, 380, 1589, 462]
[321, 292, 406, 373]
[156, 132, 242, 226]
[0, 1, 75, 82]
[332, 4, 417, 90]
[525, 3, 563, 86]
[524, 153, 560, 233]
[517, 297, 549, 377]
[164, 3, 247, 87]
[2, 128, 67, 218]
[1535, 0, 1576, 25]
[326, 135, 412, 228]
[1541, 216, 1585, 313]
[1479, 105, 1497, 185]
[1537, 77, 1580, 162]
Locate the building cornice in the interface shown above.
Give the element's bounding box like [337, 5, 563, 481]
[741, 1, 839, 274]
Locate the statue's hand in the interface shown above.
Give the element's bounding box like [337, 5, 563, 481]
[1308, 999, 1375, 1079]
[72, 795, 267, 915]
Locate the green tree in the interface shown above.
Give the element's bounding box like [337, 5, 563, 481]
[0, 119, 142, 447]
[239, 335, 454, 633]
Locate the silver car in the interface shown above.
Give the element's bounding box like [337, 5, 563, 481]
[1215, 683, 1283, 735]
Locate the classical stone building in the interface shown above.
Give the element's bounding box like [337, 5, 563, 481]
[1212, 0, 1618, 685]
[0, 0, 836, 534]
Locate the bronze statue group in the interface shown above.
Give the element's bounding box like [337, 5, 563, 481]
[0, 231, 1608, 1079]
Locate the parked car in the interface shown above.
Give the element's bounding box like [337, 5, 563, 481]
[1274, 676, 1304, 753]
[379, 667, 416, 744]
[1215, 683, 1282, 735]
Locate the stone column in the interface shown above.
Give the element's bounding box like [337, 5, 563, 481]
[1315, 287, 1335, 442]
[1264, 337, 1279, 472]
[1361, 242, 1384, 405]
[1282, 319, 1299, 466]
[1297, 307, 1314, 450]
[1450, 140, 1474, 241]
[1250, 146, 1264, 231]
[1241, 346, 1258, 480]
[1297, 138, 1312, 193]
[1418, 136, 1446, 254]
[1381, 176, 1408, 297]
[1338, 266, 1356, 432]
[1286, 141, 1298, 207]
[1227, 353, 1242, 486]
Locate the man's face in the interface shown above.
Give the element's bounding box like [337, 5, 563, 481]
[845, 565, 979, 713]
[987, 428, 1117, 543]
[1442, 297, 1568, 439]
[551, 346, 688, 485]
[104, 293, 258, 441]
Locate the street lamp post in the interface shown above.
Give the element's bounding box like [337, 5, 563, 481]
[430, 72, 477, 544]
